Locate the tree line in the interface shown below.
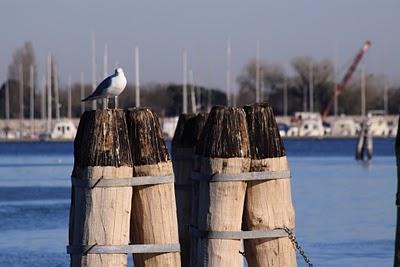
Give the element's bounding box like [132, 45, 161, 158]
[1, 42, 399, 119]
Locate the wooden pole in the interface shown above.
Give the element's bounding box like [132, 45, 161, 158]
[92, 31, 97, 110]
[189, 70, 197, 113]
[196, 106, 250, 267]
[5, 78, 10, 121]
[171, 113, 207, 266]
[125, 108, 181, 267]
[68, 75, 72, 119]
[226, 39, 231, 106]
[394, 119, 400, 266]
[47, 53, 52, 133]
[41, 76, 46, 120]
[135, 46, 140, 107]
[243, 103, 296, 266]
[69, 110, 133, 267]
[54, 63, 60, 121]
[30, 65, 34, 135]
[183, 49, 188, 114]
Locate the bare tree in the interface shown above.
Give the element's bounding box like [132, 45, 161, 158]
[3, 42, 37, 118]
[236, 59, 285, 106]
[291, 56, 334, 113]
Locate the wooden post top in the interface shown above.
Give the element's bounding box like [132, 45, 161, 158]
[172, 113, 196, 148]
[196, 106, 249, 158]
[125, 107, 170, 165]
[177, 113, 208, 149]
[244, 102, 286, 159]
[73, 109, 132, 170]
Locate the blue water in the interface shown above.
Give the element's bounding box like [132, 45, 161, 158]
[0, 139, 396, 267]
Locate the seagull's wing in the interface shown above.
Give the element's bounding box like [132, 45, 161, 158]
[81, 75, 113, 101]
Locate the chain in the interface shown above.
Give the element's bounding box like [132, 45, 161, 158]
[281, 226, 313, 267]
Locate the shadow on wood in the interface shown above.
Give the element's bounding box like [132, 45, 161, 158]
[171, 113, 207, 267]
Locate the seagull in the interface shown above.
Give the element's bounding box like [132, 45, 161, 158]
[82, 67, 127, 109]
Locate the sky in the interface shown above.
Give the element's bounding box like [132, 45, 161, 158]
[0, 0, 399, 92]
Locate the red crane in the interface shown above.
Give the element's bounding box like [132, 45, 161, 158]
[322, 40, 372, 119]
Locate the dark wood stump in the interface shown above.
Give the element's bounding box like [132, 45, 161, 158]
[171, 113, 207, 267]
[69, 110, 133, 267]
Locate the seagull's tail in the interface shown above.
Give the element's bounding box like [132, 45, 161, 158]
[81, 95, 103, 102]
[81, 96, 91, 102]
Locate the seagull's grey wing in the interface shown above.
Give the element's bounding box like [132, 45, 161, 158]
[81, 76, 113, 101]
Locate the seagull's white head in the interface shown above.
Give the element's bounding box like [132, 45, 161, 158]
[115, 68, 124, 75]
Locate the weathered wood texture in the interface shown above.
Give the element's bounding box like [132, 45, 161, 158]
[196, 106, 250, 267]
[243, 103, 296, 267]
[394, 116, 400, 267]
[70, 110, 133, 267]
[172, 114, 196, 151]
[125, 108, 181, 267]
[171, 113, 207, 267]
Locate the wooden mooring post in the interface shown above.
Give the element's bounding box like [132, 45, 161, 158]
[125, 108, 181, 267]
[171, 113, 207, 266]
[243, 103, 296, 266]
[69, 110, 133, 267]
[394, 117, 400, 266]
[195, 106, 250, 267]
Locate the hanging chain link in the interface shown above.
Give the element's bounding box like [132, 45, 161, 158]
[281, 226, 313, 267]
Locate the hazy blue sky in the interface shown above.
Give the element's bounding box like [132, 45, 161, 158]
[0, 0, 399, 90]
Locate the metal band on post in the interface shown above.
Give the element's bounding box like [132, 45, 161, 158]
[67, 243, 181, 255]
[71, 174, 175, 188]
[192, 170, 291, 183]
[191, 170, 292, 242]
[190, 227, 290, 240]
[68, 174, 177, 256]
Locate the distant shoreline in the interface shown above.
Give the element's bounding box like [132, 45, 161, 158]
[0, 136, 395, 143]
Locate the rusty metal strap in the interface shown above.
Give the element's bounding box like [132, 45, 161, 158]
[191, 170, 291, 182]
[67, 243, 181, 255]
[71, 174, 174, 188]
[190, 227, 289, 240]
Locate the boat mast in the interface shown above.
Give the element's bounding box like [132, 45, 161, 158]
[19, 64, 24, 121]
[256, 41, 260, 103]
[47, 53, 52, 133]
[384, 79, 388, 114]
[5, 75, 9, 121]
[80, 72, 85, 115]
[333, 41, 338, 116]
[182, 49, 188, 113]
[283, 76, 288, 116]
[91, 31, 97, 110]
[309, 61, 314, 112]
[54, 63, 60, 121]
[135, 46, 140, 107]
[260, 68, 264, 102]
[226, 39, 231, 106]
[361, 64, 366, 118]
[189, 69, 196, 113]
[30, 65, 34, 136]
[103, 44, 108, 78]
[41, 76, 46, 120]
[68, 75, 72, 119]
